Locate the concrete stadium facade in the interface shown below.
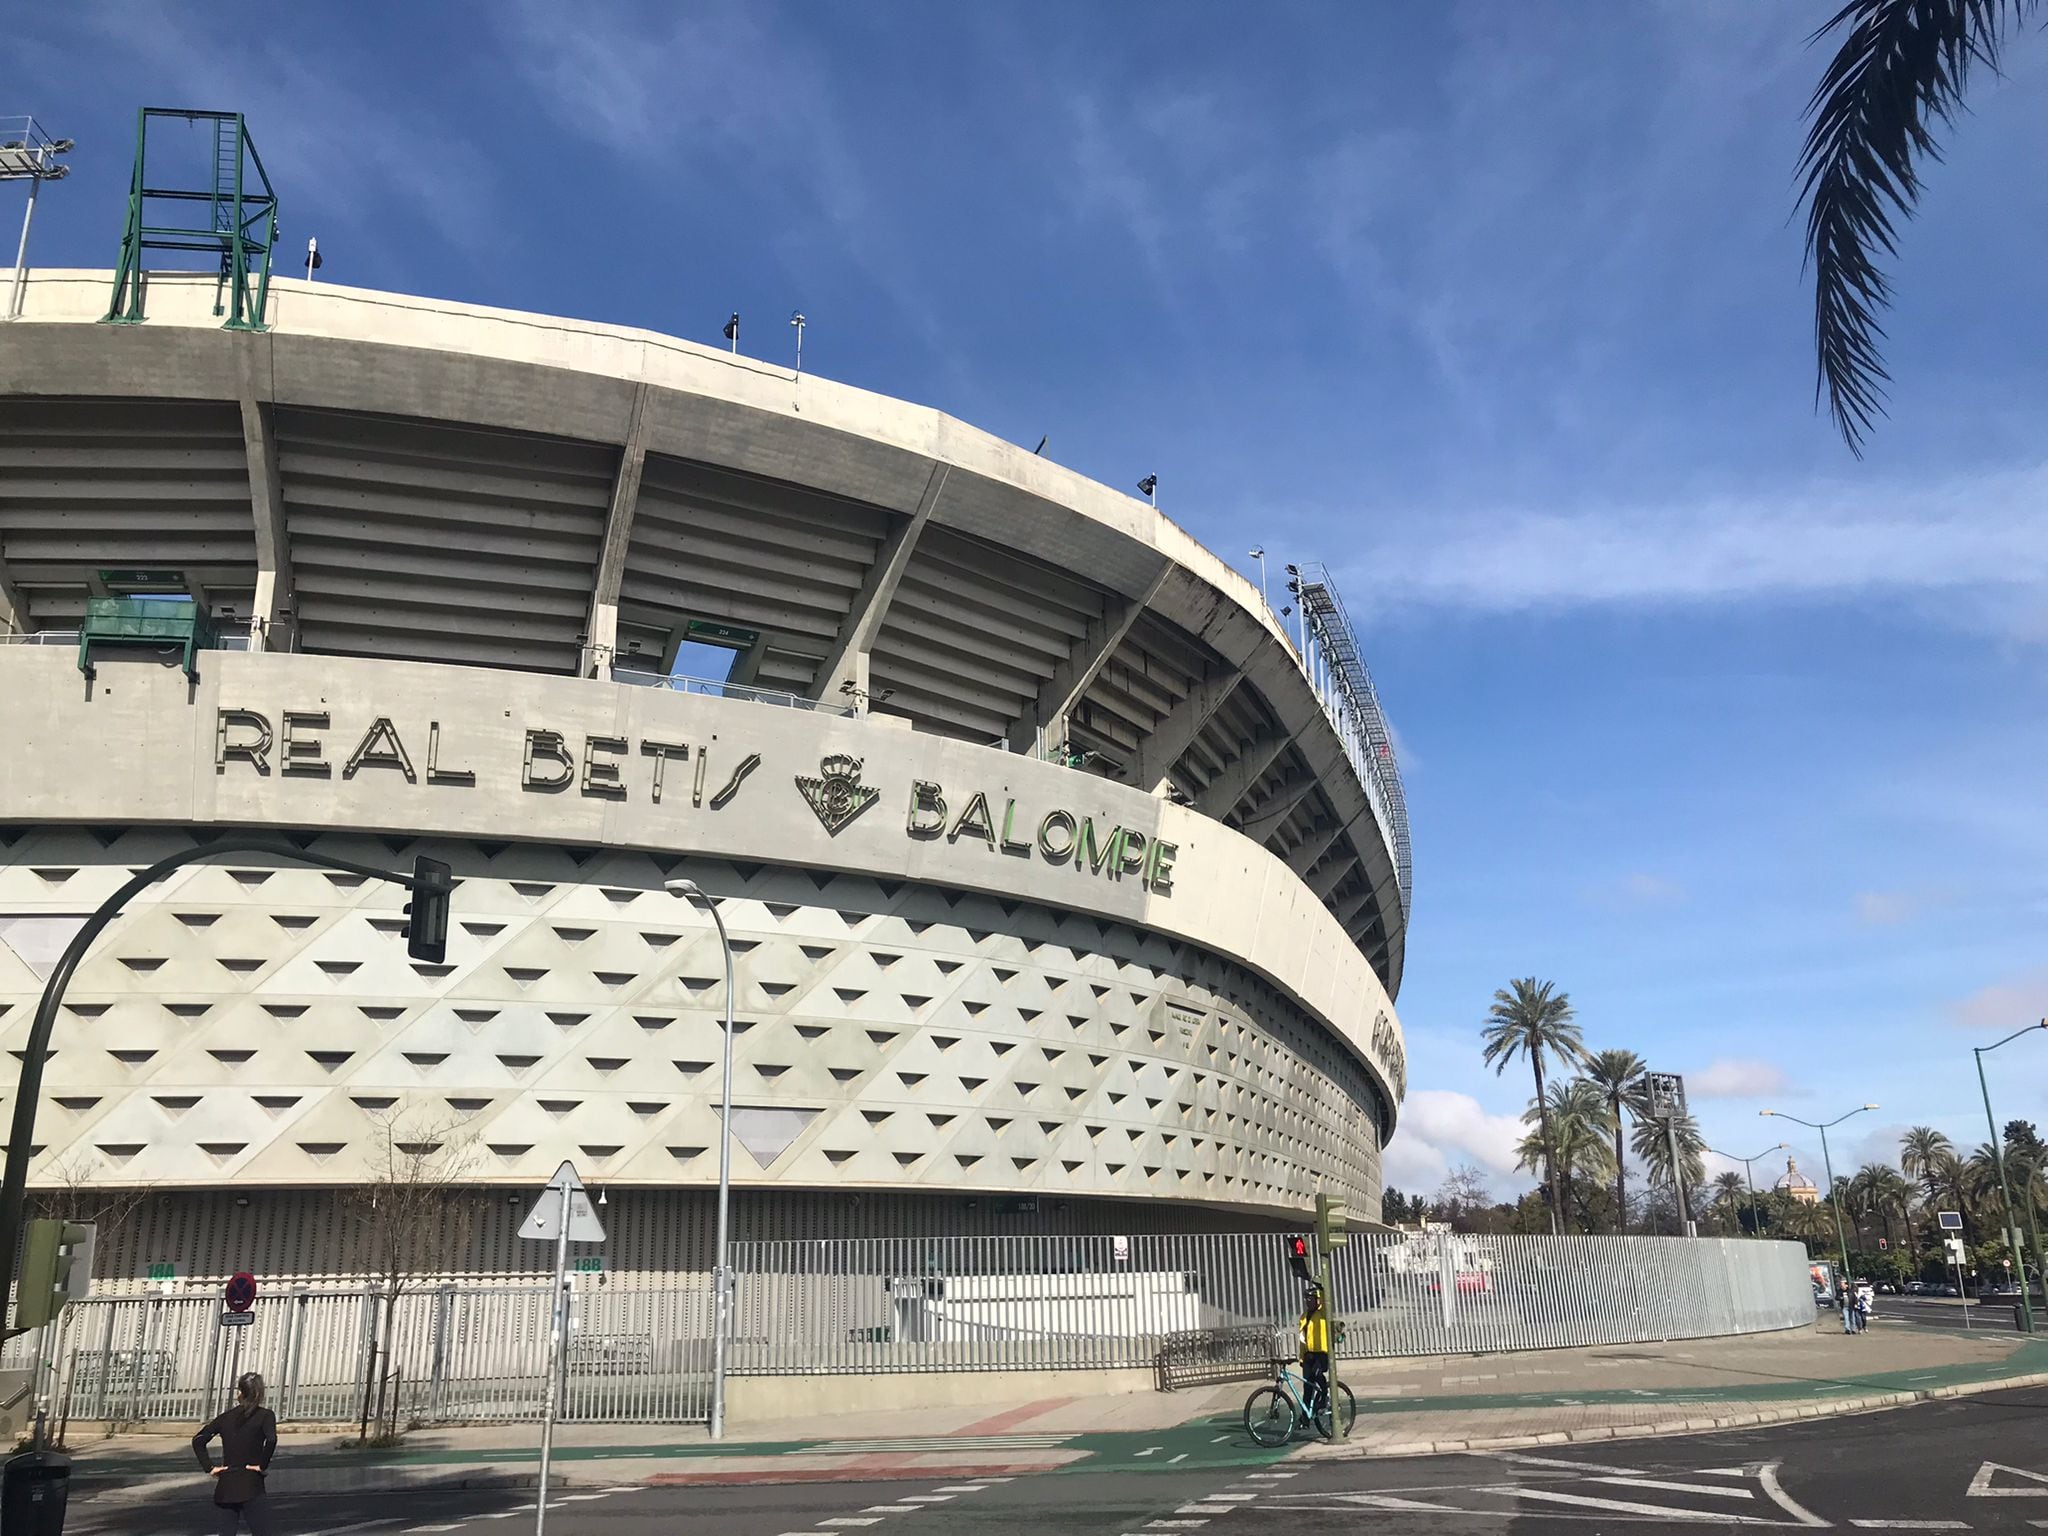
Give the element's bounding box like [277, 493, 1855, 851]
[0, 271, 1408, 1284]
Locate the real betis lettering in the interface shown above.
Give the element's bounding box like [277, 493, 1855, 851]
[906, 780, 1177, 895]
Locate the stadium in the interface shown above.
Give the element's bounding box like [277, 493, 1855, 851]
[0, 245, 1410, 1289]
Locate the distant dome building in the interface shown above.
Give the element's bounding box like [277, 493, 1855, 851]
[1776, 1158, 1820, 1205]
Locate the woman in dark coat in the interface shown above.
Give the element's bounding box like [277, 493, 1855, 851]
[193, 1372, 278, 1535]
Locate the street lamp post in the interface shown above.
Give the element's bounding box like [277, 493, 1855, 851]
[1973, 1019, 2045, 1334]
[1707, 1142, 1786, 1237]
[1761, 1105, 1877, 1289]
[667, 877, 735, 1437]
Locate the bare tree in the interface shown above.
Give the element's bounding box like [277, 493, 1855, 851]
[341, 1108, 478, 1441]
[29, 1155, 149, 1278]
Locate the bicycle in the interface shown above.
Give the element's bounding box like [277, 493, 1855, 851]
[1242, 1357, 1358, 1445]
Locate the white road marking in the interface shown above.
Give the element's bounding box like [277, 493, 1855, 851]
[821, 1520, 882, 1528]
[1302, 1493, 1473, 1513]
[1144, 1523, 1211, 1530]
[1169, 1453, 1189, 1464]
[556, 1494, 609, 1503]
[863, 1507, 918, 1514]
[1969, 1463, 2048, 1497]
[1245, 1471, 1296, 1480]
[1480, 1451, 1658, 1476]
[1848, 1521, 1970, 1528]
[1591, 1476, 1756, 1500]
[1135, 1446, 1163, 1457]
[401, 1527, 464, 1533]
[1211, 1434, 1231, 1443]
[933, 1486, 991, 1493]
[1498, 1486, 1780, 1523]
[1178, 1505, 1239, 1515]
[1760, 1462, 1832, 1528]
[1696, 1468, 1753, 1478]
[900, 1494, 955, 1502]
[1207, 1493, 1258, 1501]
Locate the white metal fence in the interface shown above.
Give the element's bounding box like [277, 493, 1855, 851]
[16, 1233, 1812, 1425]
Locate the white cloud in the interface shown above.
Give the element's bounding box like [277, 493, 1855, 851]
[1585, 872, 1687, 910]
[1854, 890, 1922, 926]
[1946, 967, 2048, 1031]
[1687, 1058, 1790, 1100]
[1381, 1089, 1526, 1195]
[1337, 462, 2048, 615]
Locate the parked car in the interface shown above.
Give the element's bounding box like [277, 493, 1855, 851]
[1937, 1283, 1961, 1297]
[1902, 1281, 1927, 1296]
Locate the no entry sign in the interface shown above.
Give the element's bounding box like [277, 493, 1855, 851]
[224, 1271, 257, 1313]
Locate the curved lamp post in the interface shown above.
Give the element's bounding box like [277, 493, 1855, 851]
[1706, 1141, 1786, 1238]
[667, 877, 735, 1437]
[1974, 1019, 2045, 1333]
[1761, 1105, 1877, 1286]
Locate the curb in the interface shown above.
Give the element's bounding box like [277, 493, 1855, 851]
[1298, 1369, 2048, 1461]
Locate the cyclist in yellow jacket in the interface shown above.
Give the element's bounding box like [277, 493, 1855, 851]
[1298, 1286, 1332, 1417]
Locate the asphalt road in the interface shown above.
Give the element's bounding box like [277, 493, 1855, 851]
[1879, 1295, 2039, 1333]
[64, 1385, 2048, 1536]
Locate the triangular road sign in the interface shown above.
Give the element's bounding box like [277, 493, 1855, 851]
[546, 1160, 584, 1192]
[518, 1182, 605, 1245]
[1966, 1461, 2048, 1498]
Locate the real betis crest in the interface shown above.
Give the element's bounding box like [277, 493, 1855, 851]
[796, 753, 879, 835]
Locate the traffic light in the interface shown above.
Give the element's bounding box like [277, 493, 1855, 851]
[13, 1219, 94, 1330]
[1285, 1233, 1313, 1284]
[405, 855, 453, 963]
[1316, 1192, 1349, 1251]
[1877, 1237, 1888, 1251]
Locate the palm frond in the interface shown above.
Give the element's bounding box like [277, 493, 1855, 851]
[1798, 0, 2036, 453]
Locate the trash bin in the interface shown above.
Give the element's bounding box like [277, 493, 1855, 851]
[1, 1450, 70, 1536]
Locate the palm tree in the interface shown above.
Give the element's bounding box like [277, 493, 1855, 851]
[1901, 1126, 1953, 1192]
[1711, 1171, 1749, 1234]
[1582, 1049, 1646, 1234]
[1516, 1079, 1616, 1231]
[1799, 0, 2042, 453]
[1482, 978, 1586, 1235]
[1631, 1111, 1706, 1233]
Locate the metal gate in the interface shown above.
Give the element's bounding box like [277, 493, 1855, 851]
[43, 1281, 715, 1427]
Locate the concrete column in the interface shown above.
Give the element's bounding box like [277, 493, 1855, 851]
[1131, 666, 1242, 793]
[581, 382, 652, 679]
[0, 552, 26, 635]
[235, 337, 291, 650]
[1006, 567, 1168, 754]
[1193, 728, 1294, 819]
[808, 462, 946, 708]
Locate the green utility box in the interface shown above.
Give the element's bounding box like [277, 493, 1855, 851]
[77, 597, 214, 681]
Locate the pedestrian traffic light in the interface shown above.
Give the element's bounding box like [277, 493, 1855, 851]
[1316, 1192, 1349, 1250]
[405, 855, 453, 963]
[12, 1218, 94, 1330]
[1285, 1233, 1313, 1284]
[1877, 1237, 1888, 1251]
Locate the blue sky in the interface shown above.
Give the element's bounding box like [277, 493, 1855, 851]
[14, 2, 2048, 1200]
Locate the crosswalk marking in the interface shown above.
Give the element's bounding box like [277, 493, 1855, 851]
[820, 1519, 881, 1528]
[862, 1507, 918, 1514]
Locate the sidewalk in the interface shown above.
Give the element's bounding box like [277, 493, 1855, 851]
[64, 1319, 2048, 1501]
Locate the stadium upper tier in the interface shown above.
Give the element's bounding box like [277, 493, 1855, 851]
[0, 270, 1408, 993]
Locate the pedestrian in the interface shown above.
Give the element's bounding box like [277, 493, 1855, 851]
[194, 1371, 277, 1535]
[1840, 1284, 1857, 1334]
[1855, 1285, 1872, 1333]
[1298, 1285, 1332, 1422]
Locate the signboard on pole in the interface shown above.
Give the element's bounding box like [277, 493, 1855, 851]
[519, 1163, 606, 1245]
[1939, 1210, 1965, 1231]
[1644, 1072, 1687, 1121]
[520, 1161, 600, 1536]
[224, 1271, 257, 1313]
